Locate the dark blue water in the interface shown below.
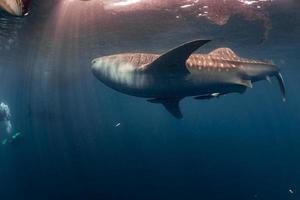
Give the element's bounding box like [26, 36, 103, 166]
[1, 1, 300, 199]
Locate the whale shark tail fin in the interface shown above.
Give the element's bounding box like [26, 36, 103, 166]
[148, 98, 183, 119]
[145, 39, 211, 74]
[275, 72, 286, 102]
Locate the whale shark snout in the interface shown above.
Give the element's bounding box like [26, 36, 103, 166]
[91, 57, 110, 77]
[91, 58, 99, 73]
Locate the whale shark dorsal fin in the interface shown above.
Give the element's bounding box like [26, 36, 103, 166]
[147, 98, 183, 119]
[209, 48, 238, 59]
[145, 39, 211, 73]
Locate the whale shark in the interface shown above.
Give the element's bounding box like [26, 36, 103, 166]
[91, 40, 286, 118]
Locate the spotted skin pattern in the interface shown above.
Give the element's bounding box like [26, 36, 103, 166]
[186, 48, 270, 73]
[100, 48, 271, 74]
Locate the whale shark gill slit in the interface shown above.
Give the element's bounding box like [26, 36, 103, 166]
[144, 39, 211, 74]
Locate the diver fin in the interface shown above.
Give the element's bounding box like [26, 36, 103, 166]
[148, 98, 183, 119]
[275, 72, 286, 102]
[145, 39, 211, 73]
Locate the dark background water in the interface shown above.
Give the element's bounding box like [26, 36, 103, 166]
[1, 1, 300, 199]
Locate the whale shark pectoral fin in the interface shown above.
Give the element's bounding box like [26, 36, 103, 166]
[147, 98, 183, 119]
[145, 39, 211, 74]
